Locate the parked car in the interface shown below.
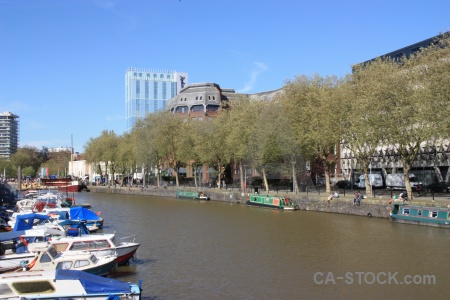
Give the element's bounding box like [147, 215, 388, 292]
[426, 182, 450, 193]
[335, 180, 357, 189]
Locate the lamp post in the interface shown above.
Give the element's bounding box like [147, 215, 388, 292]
[243, 165, 247, 193]
[292, 161, 296, 194]
[369, 158, 372, 198]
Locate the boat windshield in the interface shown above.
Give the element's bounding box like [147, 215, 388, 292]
[48, 247, 58, 258]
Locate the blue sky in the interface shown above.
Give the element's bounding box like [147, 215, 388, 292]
[0, 0, 448, 153]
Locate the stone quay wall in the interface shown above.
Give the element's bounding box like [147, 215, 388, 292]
[90, 186, 391, 219]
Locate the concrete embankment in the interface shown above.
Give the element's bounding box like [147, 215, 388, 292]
[89, 186, 392, 219]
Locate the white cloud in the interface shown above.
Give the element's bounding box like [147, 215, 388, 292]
[238, 62, 268, 93]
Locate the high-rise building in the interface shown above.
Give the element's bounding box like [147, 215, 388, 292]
[0, 112, 19, 158]
[125, 68, 188, 132]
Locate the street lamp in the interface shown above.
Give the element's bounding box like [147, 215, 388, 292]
[369, 158, 373, 198]
[292, 162, 296, 194]
[243, 165, 247, 193]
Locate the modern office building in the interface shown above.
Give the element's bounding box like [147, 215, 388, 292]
[125, 68, 188, 132]
[0, 112, 19, 159]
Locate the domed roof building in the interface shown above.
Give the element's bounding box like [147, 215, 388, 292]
[165, 82, 283, 119]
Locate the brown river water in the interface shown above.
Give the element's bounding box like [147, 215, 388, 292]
[71, 192, 449, 300]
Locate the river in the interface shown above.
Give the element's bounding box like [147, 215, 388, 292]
[71, 191, 449, 300]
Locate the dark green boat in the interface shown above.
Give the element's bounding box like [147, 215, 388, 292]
[389, 202, 450, 228]
[246, 194, 299, 210]
[176, 190, 210, 200]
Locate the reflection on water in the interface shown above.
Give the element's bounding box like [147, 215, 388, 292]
[74, 192, 449, 300]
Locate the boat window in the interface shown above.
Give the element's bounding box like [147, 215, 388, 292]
[91, 240, 109, 249]
[70, 241, 89, 251]
[90, 255, 98, 263]
[40, 253, 52, 263]
[403, 208, 410, 215]
[11, 281, 55, 294]
[74, 260, 90, 268]
[48, 247, 58, 258]
[430, 211, 438, 218]
[56, 261, 73, 270]
[53, 243, 69, 252]
[0, 283, 13, 295]
[417, 210, 422, 216]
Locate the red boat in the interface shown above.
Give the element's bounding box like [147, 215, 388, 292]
[57, 180, 83, 193]
[41, 178, 83, 193]
[40, 177, 72, 187]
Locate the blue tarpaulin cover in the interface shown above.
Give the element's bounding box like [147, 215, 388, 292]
[13, 213, 50, 231]
[70, 206, 100, 221]
[57, 219, 91, 235]
[55, 269, 133, 294]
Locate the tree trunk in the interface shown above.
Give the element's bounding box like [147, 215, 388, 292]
[262, 168, 269, 192]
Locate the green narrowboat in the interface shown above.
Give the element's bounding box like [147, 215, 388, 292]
[246, 194, 299, 210]
[176, 190, 210, 200]
[389, 202, 450, 228]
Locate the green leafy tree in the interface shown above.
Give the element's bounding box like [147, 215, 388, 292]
[10, 147, 43, 178]
[226, 96, 260, 190]
[0, 158, 15, 177]
[115, 132, 137, 186]
[280, 74, 345, 194]
[342, 60, 396, 196]
[194, 110, 233, 189]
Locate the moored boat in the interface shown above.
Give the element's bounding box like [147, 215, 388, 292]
[58, 180, 84, 193]
[0, 269, 142, 299]
[246, 194, 300, 210]
[40, 177, 72, 187]
[0, 226, 65, 274]
[176, 190, 210, 200]
[25, 242, 117, 276]
[389, 202, 450, 228]
[50, 233, 140, 266]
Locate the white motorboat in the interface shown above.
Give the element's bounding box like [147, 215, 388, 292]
[25, 242, 117, 277]
[0, 226, 65, 273]
[0, 269, 142, 299]
[50, 233, 140, 266]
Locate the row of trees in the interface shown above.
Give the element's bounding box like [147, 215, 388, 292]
[0, 147, 71, 179]
[83, 34, 449, 197]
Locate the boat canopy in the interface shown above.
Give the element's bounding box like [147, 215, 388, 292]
[55, 269, 132, 293]
[70, 207, 100, 221]
[57, 219, 91, 235]
[13, 213, 50, 231]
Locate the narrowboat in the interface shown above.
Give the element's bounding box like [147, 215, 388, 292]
[246, 194, 300, 210]
[176, 190, 210, 200]
[389, 202, 450, 228]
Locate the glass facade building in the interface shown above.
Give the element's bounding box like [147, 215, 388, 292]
[125, 68, 188, 132]
[0, 112, 19, 158]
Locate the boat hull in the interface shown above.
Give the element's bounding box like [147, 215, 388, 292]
[176, 191, 210, 200]
[116, 243, 140, 265]
[1, 269, 142, 299]
[58, 184, 82, 193]
[246, 194, 299, 210]
[389, 213, 450, 228]
[246, 201, 299, 210]
[84, 257, 117, 276]
[40, 178, 71, 187]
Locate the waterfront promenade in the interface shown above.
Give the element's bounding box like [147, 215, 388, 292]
[86, 184, 450, 220]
